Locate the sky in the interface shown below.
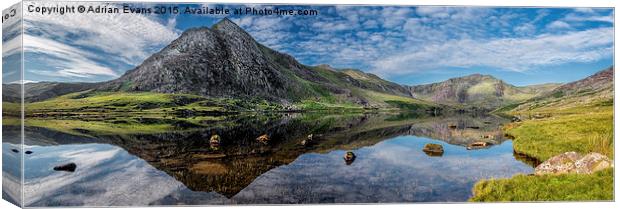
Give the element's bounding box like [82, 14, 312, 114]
[3, 2, 614, 86]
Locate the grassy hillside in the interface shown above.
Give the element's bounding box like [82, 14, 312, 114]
[3, 87, 437, 117]
[472, 104, 613, 202]
[410, 74, 560, 110]
[507, 104, 613, 160]
[471, 68, 614, 202]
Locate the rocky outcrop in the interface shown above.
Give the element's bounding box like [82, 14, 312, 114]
[534, 152, 613, 175]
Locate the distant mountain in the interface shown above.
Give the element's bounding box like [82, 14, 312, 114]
[2, 82, 97, 103]
[506, 67, 613, 112]
[97, 18, 417, 108]
[408, 74, 560, 110]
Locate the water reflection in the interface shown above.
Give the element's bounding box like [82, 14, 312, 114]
[2, 112, 535, 206]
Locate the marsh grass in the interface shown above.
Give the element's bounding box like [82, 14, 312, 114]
[471, 168, 613, 201]
[507, 106, 613, 161]
[471, 105, 614, 202]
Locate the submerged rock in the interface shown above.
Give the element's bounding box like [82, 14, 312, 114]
[422, 143, 444, 156]
[53, 163, 77, 172]
[535, 152, 613, 175]
[574, 153, 614, 174]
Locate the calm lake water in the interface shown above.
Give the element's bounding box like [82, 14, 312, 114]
[2, 113, 534, 206]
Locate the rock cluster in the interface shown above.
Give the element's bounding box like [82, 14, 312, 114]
[534, 152, 613, 175]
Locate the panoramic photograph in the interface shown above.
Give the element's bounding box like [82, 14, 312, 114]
[1, 1, 615, 207]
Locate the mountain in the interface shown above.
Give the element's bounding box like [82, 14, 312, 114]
[408, 74, 560, 110]
[98, 18, 416, 108]
[2, 82, 97, 103]
[506, 67, 613, 112]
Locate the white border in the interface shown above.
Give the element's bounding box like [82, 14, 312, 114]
[0, 0, 617, 209]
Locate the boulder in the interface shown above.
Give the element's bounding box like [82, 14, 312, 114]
[534, 152, 613, 175]
[344, 151, 356, 165]
[422, 143, 444, 156]
[209, 134, 221, 146]
[574, 153, 614, 174]
[534, 152, 581, 175]
[256, 134, 270, 144]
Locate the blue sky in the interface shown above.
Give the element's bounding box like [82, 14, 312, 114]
[4, 2, 614, 86]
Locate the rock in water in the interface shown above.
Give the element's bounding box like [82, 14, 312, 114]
[256, 134, 270, 144]
[535, 152, 582, 175]
[25, 151, 33, 154]
[467, 141, 491, 150]
[422, 143, 444, 156]
[10, 149, 18, 153]
[53, 163, 77, 172]
[574, 153, 614, 174]
[344, 151, 356, 165]
[209, 134, 221, 146]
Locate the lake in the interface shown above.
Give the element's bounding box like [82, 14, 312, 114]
[2, 112, 534, 206]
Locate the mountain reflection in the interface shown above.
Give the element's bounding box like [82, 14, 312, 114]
[3, 112, 534, 206]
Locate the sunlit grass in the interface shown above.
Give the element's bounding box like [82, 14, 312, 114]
[471, 105, 614, 202]
[471, 168, 613, 201]
[506, 106, 613, 161]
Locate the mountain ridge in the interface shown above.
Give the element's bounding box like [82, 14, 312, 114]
[505, 67, 613, 112]
[3, 18, 601, 112]
[408, 73, 561, 110]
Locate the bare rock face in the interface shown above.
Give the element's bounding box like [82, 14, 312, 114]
[574, 153, 614, 174]
[101, 18, 296, 100]
[535, 152, 613, 175]
[534, 152, 582, 175]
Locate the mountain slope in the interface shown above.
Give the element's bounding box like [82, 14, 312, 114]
[2, 82, 98, 103]
[506, 67, 613, 112]
[409, 74, 560, 110]
[98, 18, 419, 109]
[5, 18, 431, 113]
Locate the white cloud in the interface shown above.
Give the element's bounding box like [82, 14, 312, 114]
[546, 20, 571, 30]
[23, 35, 119, 78]
[23, 2, 180, 80]
[563, 11, 614, 23]
[370, 27, 613, 76]
[574, 8, 595, 14]
[514, 23, 536, 35]
[2, 35, 22, 58]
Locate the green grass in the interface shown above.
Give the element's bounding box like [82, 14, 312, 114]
[3, 91, 292, 116]
[470, 105, 614, 202]
[3, 115, 227, 137]
[471, 168, 613, 201]
[506, 106, 613, 160]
